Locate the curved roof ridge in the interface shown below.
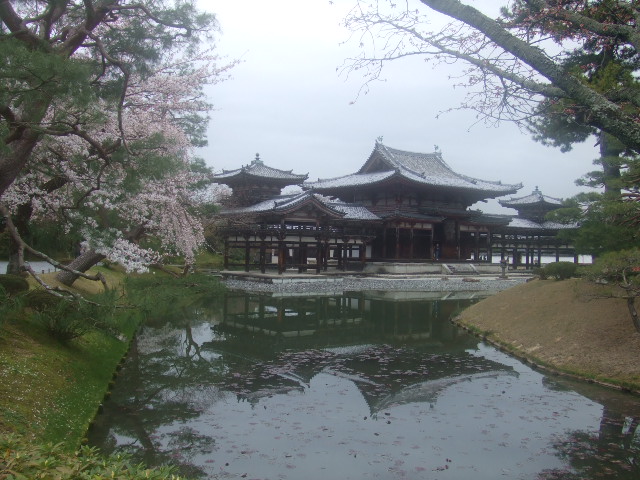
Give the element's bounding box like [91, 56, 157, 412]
[372, 142, 523, 189]
[455, 171, 523, 189]
[273, 190, 309, 208]
[276, 190, 347, 217]
[213, 157, 308, 183]
[499, 186, 563, 207]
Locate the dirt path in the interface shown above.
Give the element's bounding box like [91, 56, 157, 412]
[455, 278, 640, 392]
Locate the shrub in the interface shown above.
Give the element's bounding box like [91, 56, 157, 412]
[31, 299, 92, 342]
[0, 434, 187, 479]
[532, 267, 547, 280]
[0, 274, 29, 295]
[0, 285, 24, 325]
[543, 261, 579, 280]
[23, 289, 63, 311]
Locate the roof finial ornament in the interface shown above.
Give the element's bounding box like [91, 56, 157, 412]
[434, 145, 440, 153]
[253, 153, 263, 165]
[376, 135, 384, 144]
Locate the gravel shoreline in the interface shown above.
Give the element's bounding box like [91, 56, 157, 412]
[223, 274, 530, 294]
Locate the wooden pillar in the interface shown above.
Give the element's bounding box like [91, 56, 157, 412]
[488, 232, 493, 263]
[381, 227, 386, 258]
[537, 236, 542, 267]
[525, 236, 530, 269]
[474, 231, 480, 262]
[323, 242, 329, 271]
[555, 242, 560, 262]
[259, 238, 266, 274]
[298, 243, 305, 273]
[342, 242, 349, 271]
[336, 244, 343, 269]
[278, 241, 286, 274]
[409, 225, 415, 259]
[302, 243, 308, 270]
[395, 224, 400, 260]
[244, 236, 251, 272]
[430, 233, 434, 260]
[456, 221, 461, 260]
[316, 240, 322, 274]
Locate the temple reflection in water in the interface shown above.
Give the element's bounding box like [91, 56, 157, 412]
[217, 290, 489, 348]
[208, 291, 516, 414]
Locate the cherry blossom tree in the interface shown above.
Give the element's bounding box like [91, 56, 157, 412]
[2, 55, 232, 284]
[0, 0, 216, 199]
[1, 1, 235, 285]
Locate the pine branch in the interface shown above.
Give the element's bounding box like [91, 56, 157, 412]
[0, 203, 109, 290]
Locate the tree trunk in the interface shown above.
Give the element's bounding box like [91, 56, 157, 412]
[5, 203, 33, 275]
[0, 128, 43, 200]
[5, 176, 68, 274]
[55, 249, 106, 286]
[599, 132, 622, 196]
[55, 225, 145, 286]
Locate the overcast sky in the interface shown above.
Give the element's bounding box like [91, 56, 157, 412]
[198, 0, 599, 214]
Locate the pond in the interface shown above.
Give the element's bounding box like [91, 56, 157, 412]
[88, 290, 640, 480]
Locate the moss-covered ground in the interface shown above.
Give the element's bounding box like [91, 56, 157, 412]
[0, 265, 133, 447]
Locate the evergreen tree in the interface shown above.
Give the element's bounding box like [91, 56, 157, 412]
[506, 0, 640, 253]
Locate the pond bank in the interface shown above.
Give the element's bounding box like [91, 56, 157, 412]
[454, 277, 640, 394]
[223, 272, 530, 294]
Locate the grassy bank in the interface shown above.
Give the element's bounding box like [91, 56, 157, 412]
[0, 250, 224, 448]
[0, 266, 135, 447]
[455, 277, 640, 392]
[0, 262, 228, 479]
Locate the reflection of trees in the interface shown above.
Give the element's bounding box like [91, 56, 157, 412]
[89, 304, 227, 479]
[538, 416, 639, 479]
[539, 377, 640, 479]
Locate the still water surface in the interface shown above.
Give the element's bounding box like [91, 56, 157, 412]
[89, 290, 640, 479]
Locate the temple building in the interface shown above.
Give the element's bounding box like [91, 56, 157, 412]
[213, 141, 575, 273]
[492, 187, 576, 268]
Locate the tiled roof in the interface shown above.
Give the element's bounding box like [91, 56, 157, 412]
[214, 156, 308, 183]
[220, 192, 380, 221]
[499, 187, 563, 208]
[505, 217, 576, 230]
[306, 142, 521, 194]
[324, 197, 381, 221]
[305, 171, 395, 189]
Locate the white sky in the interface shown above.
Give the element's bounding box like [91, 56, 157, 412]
[198, 0, 599, 214]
